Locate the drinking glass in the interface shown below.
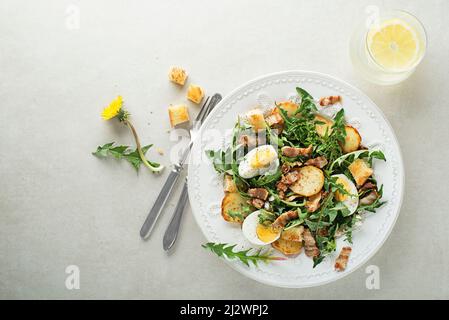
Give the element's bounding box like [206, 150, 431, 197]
[350, 9, 427, 85]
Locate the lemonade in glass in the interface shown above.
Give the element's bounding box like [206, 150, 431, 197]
[350, 9, 427, 85]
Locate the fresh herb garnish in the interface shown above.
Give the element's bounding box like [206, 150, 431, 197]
[202, 242, 286, 267]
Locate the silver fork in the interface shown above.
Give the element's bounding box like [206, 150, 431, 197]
[162, 98, 219, 251]
[139, 94, 222, 239]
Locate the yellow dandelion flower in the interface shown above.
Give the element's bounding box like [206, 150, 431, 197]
[101, 95, 123, 120]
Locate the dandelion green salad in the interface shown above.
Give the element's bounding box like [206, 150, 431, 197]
[204, 87, 386, 269]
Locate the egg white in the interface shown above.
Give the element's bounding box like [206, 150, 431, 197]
[242, 210, 280, 245]
[238, 145, 279, 179]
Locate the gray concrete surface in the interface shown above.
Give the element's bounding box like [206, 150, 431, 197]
[1, 0, 448, 299]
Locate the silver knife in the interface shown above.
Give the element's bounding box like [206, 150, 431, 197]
[162, 180, 188, 251]
[162, 97, 219, 251]
[140, 94, 222, 239]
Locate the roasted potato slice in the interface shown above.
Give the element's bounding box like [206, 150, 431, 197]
[272, 238, 303, 256]
[314, 115, 334, 137]
[221, 192, 249, 223]
[289, 166, 324, 197]
[348, 159, 373, 186]
[281, 226, 304, 242]
[340, 126, 361, 153]
[223, 175, 237, 193]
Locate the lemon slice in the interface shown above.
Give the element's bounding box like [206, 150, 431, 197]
[367, 19, 420, 70]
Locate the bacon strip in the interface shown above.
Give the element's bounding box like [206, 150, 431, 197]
[304, 156, 328, 169]
[280, 170, 299, 185]
[335, 246, 352, 271]
[265, 112, 283, 127]
[238, 135, 257, 148]
[276, 181, 288, 192]
[319, 95, 341, 106]
[281, 163, 291, 174]
[248, 188, 269, 201]
[249, 198, 265, 209]
[303, 228, 320, 257]
[360, 190, 379, 205]
[305, 192, 322, 212]
[359, 181, 376, 191]
[238, 134, 266, 148]
[272, 210, 298, 230]
[281, 145, 313, 158]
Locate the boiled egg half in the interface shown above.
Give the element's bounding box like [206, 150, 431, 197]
[332, 174, 359, 214]
[238, 145, 279, 179]
[242, 210, 281, 245]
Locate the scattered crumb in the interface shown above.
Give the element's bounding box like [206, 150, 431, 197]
[156, 148, 164, 155]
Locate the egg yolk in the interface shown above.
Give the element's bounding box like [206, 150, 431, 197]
[251, 149, 274, 169]
[256, 224, 279, 243]
[335, 178, 351, 202]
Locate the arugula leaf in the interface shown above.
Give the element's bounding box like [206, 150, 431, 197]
[330, 149, 386, 172]
[314, 109, 346, 163]
[205, 148, 233, 174]
[284, 210, 308, 230]
[357, 185, 386, 213]
[249, 169, 282, 187]
[227, 211, 244, 221]
[268, 189, 306, 208]
[227, 205, 252, 221]
[257, 209, 277, 225]
[202, 242, 286, 267]
[296, 87, 318, 118]
[92, 142, 160, 172]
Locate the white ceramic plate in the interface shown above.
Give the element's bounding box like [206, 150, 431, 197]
[188, 70, 404, 288]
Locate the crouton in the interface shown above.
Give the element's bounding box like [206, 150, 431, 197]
[246, 109, 266, 131]
[168, 66, 188, 86]
[315, 115, 334, 137]
[187, 84, 204, 104]
[277, 101, 299, 116]
[348, 158, 373, 186]
[168, 104, 190, 127]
